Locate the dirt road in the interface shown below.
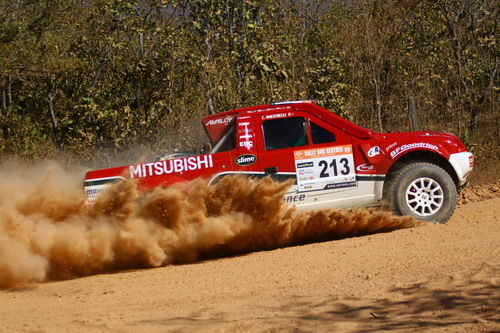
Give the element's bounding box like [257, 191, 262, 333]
[1, 197, 498, 332]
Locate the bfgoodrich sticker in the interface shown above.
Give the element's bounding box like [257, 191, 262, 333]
[390, 142, 438, 158]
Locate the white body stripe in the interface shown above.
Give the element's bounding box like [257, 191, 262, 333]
[209, 172, 384, 211]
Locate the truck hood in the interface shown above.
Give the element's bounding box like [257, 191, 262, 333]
[375, 131, 467, 153]
[376, 131, 458, 141]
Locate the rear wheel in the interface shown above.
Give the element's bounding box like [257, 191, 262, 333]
[385, 162, 457, 224]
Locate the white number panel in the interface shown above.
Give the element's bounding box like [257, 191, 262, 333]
[294, 145, 357, 192]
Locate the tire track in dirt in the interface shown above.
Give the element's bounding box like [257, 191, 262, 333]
[458, 180, 500, 205]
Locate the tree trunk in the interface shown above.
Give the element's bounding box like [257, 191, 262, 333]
[138, 32, 144, 58]
[407, 96, 419, 131]
[468, 103, 478, 133]
[203, 39, 216, 115]
[7, 75, 12, 117]
[205, 84, 216, 115]
[47, 92, 60, 147]
[1, 76, 12, 140]
[374, 77, 383, 132]
[1, 82, 6, 140]
[469, 58, 498, 132]
[1, 83, 5, 115]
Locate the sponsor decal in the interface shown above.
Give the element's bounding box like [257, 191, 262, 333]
[324, 181, 357, 189]
[84, 176, 125, 203]
[130, 155, 214, 178]
[386, 142, 398, 150]
[206, 117, 233, 126]
[390, 142, 439, 159]
[238, 121, 254, 149]
[294, 145, 356, 192]
[283, 194, 306, 203]
[236, 154, 256, 166]
[85, 187, 106, 203]
[356, 163, 375, 172]
[298, 167, 315, 180]
[469, 155, 474, 168]
[261, 112, 294, 120]
[367, 146, 381, 157]
[86, 188, 105, 196]
[297, 161, 314, 168]
[294, 145, 352, 159]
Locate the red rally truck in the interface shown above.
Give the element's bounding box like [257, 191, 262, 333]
[84, 101, 474, 223]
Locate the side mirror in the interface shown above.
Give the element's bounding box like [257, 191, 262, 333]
[200, 143, 212, 154]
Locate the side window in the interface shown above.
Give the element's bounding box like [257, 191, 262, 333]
[216, 129, 235, 152]
[311, 122, 336, 144]
[211, 126, 235, 153]
[263, 117, 308, 150]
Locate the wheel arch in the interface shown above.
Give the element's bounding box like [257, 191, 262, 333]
[383, 150, 459, 193]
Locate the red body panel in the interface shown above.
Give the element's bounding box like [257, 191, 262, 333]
[85, 102, 468, 197]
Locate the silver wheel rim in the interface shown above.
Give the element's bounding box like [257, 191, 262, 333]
[405, 177, 444, 216]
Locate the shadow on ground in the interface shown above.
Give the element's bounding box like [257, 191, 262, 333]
[134, 265, 499, 332]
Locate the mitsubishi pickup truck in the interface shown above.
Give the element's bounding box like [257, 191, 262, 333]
[84, 101, 474, 223]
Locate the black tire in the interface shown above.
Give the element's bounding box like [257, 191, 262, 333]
[384, 162, 457, 224]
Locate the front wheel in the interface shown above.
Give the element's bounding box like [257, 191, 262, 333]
[385, 163, 457, 224]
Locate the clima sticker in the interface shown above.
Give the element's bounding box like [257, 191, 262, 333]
[367, 146, 381, 157]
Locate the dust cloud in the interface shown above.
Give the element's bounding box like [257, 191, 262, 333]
[0, 160, 416, 288]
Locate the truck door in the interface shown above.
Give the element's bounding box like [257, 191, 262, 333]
[256, 111, 359, 209]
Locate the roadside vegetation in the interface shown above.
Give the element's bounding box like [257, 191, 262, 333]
[0, 0, 497, 170]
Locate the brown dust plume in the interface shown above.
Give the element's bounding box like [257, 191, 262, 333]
[0, 160, 416, 288]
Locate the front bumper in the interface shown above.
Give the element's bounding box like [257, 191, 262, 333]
[448, 152, 474, 186]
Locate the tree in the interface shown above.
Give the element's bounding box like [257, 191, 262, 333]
[439, 0, 498, 133]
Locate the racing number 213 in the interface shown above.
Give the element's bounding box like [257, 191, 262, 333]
[319, 158, 350, 178]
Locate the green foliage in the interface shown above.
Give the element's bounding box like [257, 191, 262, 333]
[0, 0, 497, 161]
[307, 55, 350, 118]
